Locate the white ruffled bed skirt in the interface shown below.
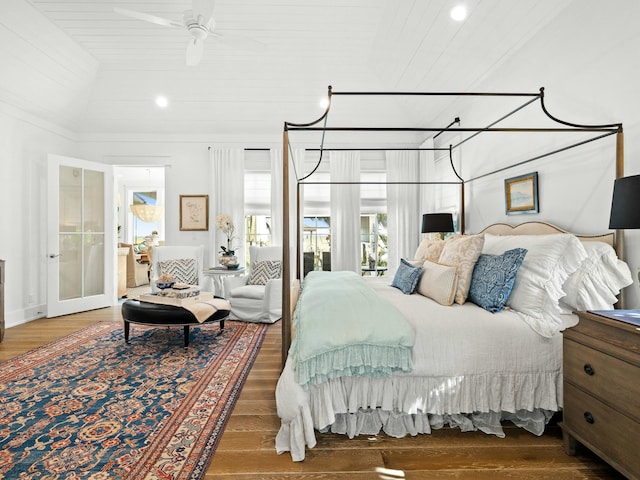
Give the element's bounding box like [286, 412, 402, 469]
[275, 360, 562, 461]
[277, 404, 556, 461]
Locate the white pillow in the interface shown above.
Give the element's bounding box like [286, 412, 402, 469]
[560, 241, 633, 312]
[438, 234, 484, 305]
[416, 261, 459, 306]
[482, 233, 587, 337]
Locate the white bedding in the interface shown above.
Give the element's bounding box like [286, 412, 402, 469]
[275, 276, 579, 461]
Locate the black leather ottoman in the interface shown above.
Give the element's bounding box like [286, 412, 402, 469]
[121, 298, 230, 347]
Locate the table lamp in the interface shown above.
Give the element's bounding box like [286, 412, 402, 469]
[609, 174, 640, 291]
[421, 213, 454, 240]
[609, 174, 640, 230]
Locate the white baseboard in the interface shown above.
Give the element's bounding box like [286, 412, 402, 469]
[5, 305, 46, 329]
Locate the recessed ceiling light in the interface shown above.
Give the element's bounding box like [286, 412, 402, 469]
[450, 5, 467, 21]
[155, 96, 169, 108]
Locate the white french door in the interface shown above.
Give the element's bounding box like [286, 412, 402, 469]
[47, 154, 115, 317]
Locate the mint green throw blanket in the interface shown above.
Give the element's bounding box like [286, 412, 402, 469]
[290, 271, 414, 389]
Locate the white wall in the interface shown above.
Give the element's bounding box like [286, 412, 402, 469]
[77, 135, 282, 270]
[0, 105, 80, 327]
[429, 0, 640, 308]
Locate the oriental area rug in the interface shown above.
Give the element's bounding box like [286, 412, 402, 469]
[0, 320, 267, 479]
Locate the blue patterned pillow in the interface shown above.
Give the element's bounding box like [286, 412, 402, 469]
[468, 248, 527, 313]
[391, 258, 422, 294]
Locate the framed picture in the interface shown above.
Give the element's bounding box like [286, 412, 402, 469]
[504, 172, 539, 215]
[179, 195, 209, 231]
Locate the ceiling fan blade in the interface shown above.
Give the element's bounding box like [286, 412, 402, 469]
[114, 7, 183, 28]
[191, 0, 215, 25]
[186, 38, 204, 66]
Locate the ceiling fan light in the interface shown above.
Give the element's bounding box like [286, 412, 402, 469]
[186, 39, 204, 66]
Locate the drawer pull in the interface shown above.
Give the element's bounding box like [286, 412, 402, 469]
[583, 411, 595, 424]
[583, 364, 595, 376]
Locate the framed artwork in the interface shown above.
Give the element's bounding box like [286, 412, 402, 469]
[179, 194, 209, 231]
[504, 172, 539, 215]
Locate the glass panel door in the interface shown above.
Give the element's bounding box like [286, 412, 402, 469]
[48, 155, 113, 317]
[57, 166, 106, 300]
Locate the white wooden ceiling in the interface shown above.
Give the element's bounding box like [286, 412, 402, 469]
[6, 0, 573, 137]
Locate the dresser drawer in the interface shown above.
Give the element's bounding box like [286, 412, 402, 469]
[564, 382, 640, 478]
[564, 338, 640, 420]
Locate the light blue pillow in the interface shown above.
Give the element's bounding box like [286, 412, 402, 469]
[391, 258, 422, 294]
[468, 248, 528, 313]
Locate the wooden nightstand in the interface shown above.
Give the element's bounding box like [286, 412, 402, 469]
[562, 310, 640, 480]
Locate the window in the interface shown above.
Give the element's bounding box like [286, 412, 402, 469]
[360, 213, 388, 268]
[303, 217, 331, 274]
[245, 215, 272, 247]
[244, 171, 273, 266]
[130, 191, 161, 245]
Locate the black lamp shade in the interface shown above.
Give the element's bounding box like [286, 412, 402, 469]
[421, 213, 454, 233]
[609, 174, 640, 229]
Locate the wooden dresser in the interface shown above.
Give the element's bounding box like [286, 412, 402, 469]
[562, 310, 640, 480]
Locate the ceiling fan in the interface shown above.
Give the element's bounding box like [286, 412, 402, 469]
[114, 0, 222, 66]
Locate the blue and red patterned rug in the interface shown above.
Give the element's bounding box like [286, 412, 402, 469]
[0, 320, 267, 479]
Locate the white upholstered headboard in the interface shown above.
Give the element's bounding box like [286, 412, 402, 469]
[478, 221, 615, 248]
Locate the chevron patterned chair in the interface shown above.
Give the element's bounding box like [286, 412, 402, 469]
[223, 245, 282, 323]
[149, 245, 206, 294]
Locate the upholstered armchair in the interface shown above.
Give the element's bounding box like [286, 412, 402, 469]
[150, 245, 206, 293]
[223, 246, 282, 323]
[118, 243, 149, 287]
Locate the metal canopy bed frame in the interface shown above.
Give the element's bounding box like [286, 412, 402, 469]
[280, 86, 624, 361]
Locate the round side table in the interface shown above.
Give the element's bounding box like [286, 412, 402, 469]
[202, 267, 246, 296]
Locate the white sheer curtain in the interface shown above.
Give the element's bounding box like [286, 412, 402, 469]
[386, 150, 420, 275]
[272, 147, 306, 282]
[419, 137, 435, 225]
[270, 149, 283, 246]
[290, 148, 306, 281]
[330, 151, 361, 273]
[209, 148, 245, 266]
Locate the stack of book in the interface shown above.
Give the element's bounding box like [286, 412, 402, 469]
[139, 287, 213, 307]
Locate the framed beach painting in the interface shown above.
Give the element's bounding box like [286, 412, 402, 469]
[504, 172, 539, 215]
[179, 194, 209, 231]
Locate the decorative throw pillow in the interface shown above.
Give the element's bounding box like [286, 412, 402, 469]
[438, 234, 485, 305]
[416, 261, 459, 306]
[468, 248, 528, 313]
[391, 258, 422, 294]
[482, 233, 587, 337]
[158, 258, 198, 286]
[247, 260, 282, 285]
[413, 238, 445, 263]
[560, 241, 633, 312]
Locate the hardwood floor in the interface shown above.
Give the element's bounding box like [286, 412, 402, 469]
[0, 307, 626, 479]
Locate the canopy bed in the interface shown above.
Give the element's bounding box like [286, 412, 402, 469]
[275, 87, 630, 461]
